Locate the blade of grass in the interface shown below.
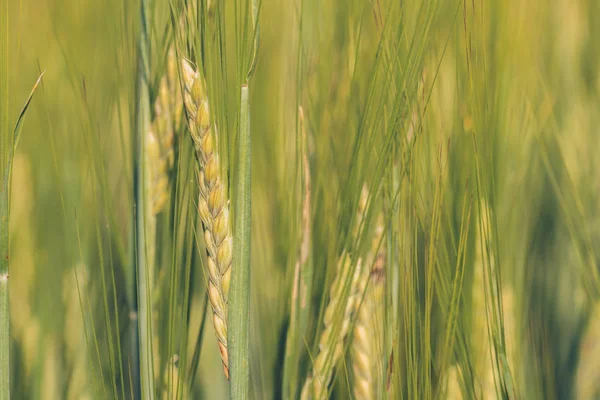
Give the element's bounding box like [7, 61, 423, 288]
[228, 83, 251, 399]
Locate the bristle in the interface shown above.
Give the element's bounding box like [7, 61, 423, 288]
[471, 200, 499, 398]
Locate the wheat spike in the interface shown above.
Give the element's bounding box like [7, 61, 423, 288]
[301, 255, 363, 400]
[352, 214, 385, 400]
[147, 48, 182, 216]
[145, 48, 183, 318]
[181, 59, 232, 380]
[301, 187, 370, 399]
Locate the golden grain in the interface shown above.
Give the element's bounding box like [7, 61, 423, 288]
[352, 214, 385, 400]
[182, 59, 232, 380]
[301, 187, 371, 399]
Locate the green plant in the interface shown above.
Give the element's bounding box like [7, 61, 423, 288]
[5, 0, 600, 399]
[0, 12, 43, 391]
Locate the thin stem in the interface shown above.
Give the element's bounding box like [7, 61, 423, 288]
[0, 274, 8, 400]
[133, 0, 154, 398]
[0, 0, 10, 394]
[228, 84, 251, 399]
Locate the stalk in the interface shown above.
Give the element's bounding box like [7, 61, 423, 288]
[0, 5, 42, 396]
[228, 84, 251, 399]
[132, 0, 154, 397]
[0, 271, 7, 400]
[0, 248, 8, 400]
[0, 0, 9, 394]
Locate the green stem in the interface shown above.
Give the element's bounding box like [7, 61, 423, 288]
[133, 0, 154, 398]
[0, 0, 10, 395]
[0, 274, 7, 400]
[0, 17, 41, 400]
[229, 84, 251, 399]
[0, 224, 8, 400]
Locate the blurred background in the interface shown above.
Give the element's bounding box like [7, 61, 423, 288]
[5, 0, 600, 398]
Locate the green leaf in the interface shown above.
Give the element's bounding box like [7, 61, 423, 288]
[12, 71, 45, 157]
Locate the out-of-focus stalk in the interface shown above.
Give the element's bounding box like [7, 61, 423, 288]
[0, 0, 10, 394]
[132, 0, 154, 397]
